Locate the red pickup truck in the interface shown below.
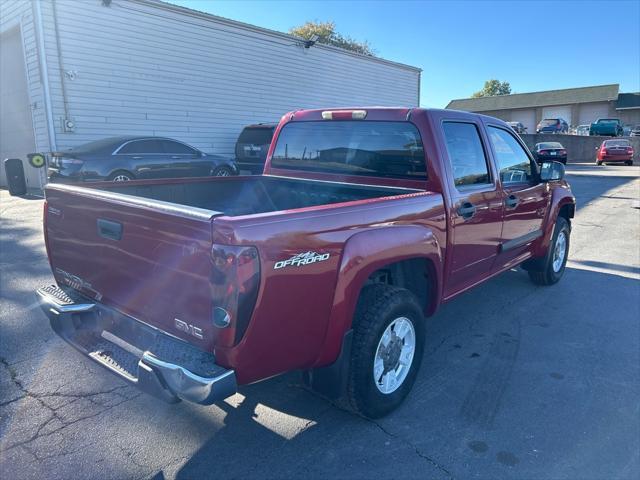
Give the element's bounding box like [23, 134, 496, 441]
[37, 108, 575, 418]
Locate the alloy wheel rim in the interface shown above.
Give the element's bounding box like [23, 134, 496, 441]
[113, 175, 130, 182]
[552, 231, 567, 272]
[373, 317, 416, 394]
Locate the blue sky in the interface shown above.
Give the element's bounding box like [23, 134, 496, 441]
[171, 0, 640, 108]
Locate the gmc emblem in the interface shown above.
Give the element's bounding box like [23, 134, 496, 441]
[174, 318, 204, 340]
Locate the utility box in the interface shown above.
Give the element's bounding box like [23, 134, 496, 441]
[4, 158, 27, 196]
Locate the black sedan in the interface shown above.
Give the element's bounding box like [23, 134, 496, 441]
[533, 142, 567, 164]
[47, 136, 238, 183]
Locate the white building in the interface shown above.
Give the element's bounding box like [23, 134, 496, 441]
[0, 0, 421, 190]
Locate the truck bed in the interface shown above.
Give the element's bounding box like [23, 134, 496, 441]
[43, 175, 432, 361]
[92, 175, 420, 217]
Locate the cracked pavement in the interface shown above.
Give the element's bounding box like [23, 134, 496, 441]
[1, 164, 639, 479]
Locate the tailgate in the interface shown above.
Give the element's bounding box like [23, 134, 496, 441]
[44, 184, 221, 350]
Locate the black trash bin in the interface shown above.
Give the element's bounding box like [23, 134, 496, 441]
[4, 158, 28, 196]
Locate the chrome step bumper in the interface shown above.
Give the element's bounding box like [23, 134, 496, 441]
[36, 285, 237, 405]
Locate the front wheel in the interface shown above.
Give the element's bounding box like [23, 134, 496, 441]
[528, 217, 570, 286]
[625, 160, 633, 166]
[596, 161, 603, 166]
[347, 284, 425, 418]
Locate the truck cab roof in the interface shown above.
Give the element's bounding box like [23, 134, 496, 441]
[286, 107, 505, 125]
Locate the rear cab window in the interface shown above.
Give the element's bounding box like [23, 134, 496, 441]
[538, 142, 563, 149]
[604, 139, 630, 147]
[441, 122, 491, 188]
[270, 121, 426, 179]
[237, 127, 275, 145]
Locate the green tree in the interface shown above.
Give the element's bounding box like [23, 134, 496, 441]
[472, 79, 512, 98]
[289, 21, 374, 56]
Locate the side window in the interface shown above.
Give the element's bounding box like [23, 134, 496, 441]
[442, 122, 491, 188]
[487, 127, 534, 184]
[118, 140, 163, 154]
[161, 140, 198, 154]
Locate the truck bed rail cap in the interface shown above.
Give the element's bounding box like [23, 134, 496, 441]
[45, 183, 223, 221]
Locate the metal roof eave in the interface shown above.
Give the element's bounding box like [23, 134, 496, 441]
[131, 0, 422, 73]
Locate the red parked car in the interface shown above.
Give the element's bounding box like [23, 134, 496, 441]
[596, 139, 634, 166]
[35, 108, 575, 418]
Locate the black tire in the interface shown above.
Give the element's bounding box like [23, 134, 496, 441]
[347, 284, 425, 418]
[596, 161, 603, 166]
[625, 160, 633, 166]
[528, 217, 570, 286]
[212, 166, 234, 177]
[107, 170, 134, 182]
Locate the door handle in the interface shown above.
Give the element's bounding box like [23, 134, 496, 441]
[505, 194, 519, 209]
[457, 201, 476, 220]
[131, 156, 143, 160]
[170, 155, 181, 159]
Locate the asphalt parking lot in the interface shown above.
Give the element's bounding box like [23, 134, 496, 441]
[1, 164, 639, 480]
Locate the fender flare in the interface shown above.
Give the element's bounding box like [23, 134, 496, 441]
[534, 187, 575, 257]
[313, 225, 443, 367]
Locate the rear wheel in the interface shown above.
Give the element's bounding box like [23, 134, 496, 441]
[596, 160, 603, 166]
[347, 284, 425, 418]
[528, 217, 570, 286]
[108, 170, 134, 182]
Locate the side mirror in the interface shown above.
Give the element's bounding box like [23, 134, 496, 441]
[540, 161, 565, 182]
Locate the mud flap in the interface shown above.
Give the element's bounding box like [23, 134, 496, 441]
[303, 330, 353, 400]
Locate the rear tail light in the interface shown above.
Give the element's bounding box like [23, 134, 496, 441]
[210, 244, 260, 346]
[559, 149, 567, 155]
[43, 201, 53, 269]
[539, 150, 548, 155]
[59, 157, 83, 169]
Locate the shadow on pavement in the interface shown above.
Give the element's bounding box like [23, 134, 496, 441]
[1, 174, 638, 479]
[164, 266, 639, 480]
[570, 259, 640, 276]
[565, 169, 637, 211]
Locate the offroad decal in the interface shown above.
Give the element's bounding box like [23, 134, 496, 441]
[274, 251, 330, 270]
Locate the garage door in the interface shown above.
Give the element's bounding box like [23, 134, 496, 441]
[578, 102, 609, 126]
[542, 105, 572, 127]
[0, 27, 38, 189]
[510, 109, 536, 134]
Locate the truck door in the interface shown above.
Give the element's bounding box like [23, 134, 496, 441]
[440, 120, 504, 297]
[485, 125, 550, 269]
